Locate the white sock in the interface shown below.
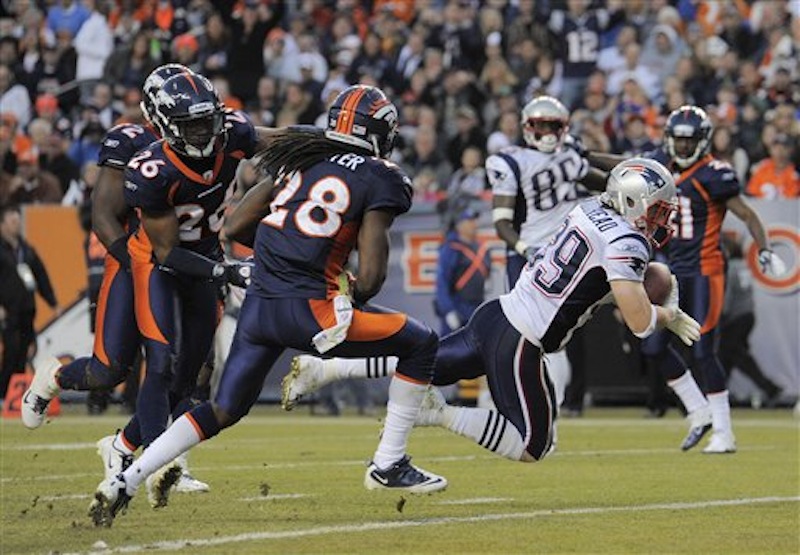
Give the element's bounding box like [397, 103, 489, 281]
[325, 356, 397, 382]
[444, 406, 526, 461]
[668, 370, 708, 413]
[112, 432, 135, 456]
[372, 376, 425, 469]
[707, 390, 733, 435]
[544, 350, 571, 408]
[122, 415, 203, 493]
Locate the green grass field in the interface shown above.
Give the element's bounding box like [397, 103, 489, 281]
[1, 405, 798, 554]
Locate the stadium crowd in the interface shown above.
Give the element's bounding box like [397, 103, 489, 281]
[0, 0, 798, 407]
[0, 0, 798, 211]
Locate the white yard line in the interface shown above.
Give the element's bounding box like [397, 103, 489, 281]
[63, 496, 799, 554]
[436, 497, 514, 505]
[238, 493, 313, 501]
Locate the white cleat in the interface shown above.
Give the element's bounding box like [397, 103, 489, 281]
[174, 471, 210, 493]
[96, 434, 134, 483]
[88, 473, 132, 528]
[281, 355, 327, 411]
[415, 386, 447, 427]
[146, 460, 183, 508]
[20, 357, 62, 429]
[702, 432, 737, 454]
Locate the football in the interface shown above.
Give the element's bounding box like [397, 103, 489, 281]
[644, 262, 673, 306]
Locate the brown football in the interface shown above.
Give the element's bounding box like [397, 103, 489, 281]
[644, 262, 672, 306]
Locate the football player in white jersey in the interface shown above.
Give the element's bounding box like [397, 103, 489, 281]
[488, 96, 607, 408]
[282, 159, 701, 465]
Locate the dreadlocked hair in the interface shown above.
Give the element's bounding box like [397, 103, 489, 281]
[255, 126, 372, 178]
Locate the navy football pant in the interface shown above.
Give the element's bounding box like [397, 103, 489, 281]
[210, 295, 437, 428]
[433, 300, 557, 460]
[57, 255, 141, 391]
[651, 273, 728, 393]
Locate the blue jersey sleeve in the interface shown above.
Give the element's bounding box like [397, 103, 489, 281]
[365, 159, 413, 216]
[123, 147, 175, 213]
[704, 160, 740, 201]
[99, 124, 158, 169]
[224, 110, 258, 159]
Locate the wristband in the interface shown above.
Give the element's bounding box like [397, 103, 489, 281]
[633, 305, 658, 339]
[492, 207, 515, 223]
[514, 240, 530, 257]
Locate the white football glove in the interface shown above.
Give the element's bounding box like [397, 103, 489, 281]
[664, 274, 679, 310]
[665, 308, 701, 346]
[758, 249, 787, 277]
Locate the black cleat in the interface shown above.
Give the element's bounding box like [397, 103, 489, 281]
[364, 455, 447, 494]
[88, 474, 132, 527]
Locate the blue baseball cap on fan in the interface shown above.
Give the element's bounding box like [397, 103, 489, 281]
[456, 208, 480, 222]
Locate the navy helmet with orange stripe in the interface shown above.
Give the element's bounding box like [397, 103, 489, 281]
[140, 64, 193, 137]
[665, 105, 712, 169]
[325, 85, 398, 158]
[153, 72, 225, 158]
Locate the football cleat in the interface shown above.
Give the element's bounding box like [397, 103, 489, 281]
[96, 434, 134, 483]
[88, 474, 132, 528]
[20, 357, 62, 429]
[174, 471, 210, 493]
[414, 386, 447, 427]
[702, 432, 737, 454]
[680, 405, 712, 451]
[364, 456, 447, 494]
[146, 460, 183, 508]
[281, 355, 327, 411]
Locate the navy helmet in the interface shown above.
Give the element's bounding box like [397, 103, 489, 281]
[325, 85, 398, 158]
[140, 64, 193, 136]
[664, 105, 712, 169]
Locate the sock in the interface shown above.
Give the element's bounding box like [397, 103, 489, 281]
[372, 375, 425, 469]
[325, 356, 397, 382]
[122, 415, 203, 493]
[667, 370, 708, 414]
[543, 350, 571, 408]
[443, 406, 526, 461]
[707, 390, 733, 435]
[113, 430, 135, 456]
[121, 416, 142, 451]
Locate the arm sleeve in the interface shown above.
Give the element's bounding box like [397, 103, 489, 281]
[604, 235, 650, 282]
[28, 247, 58, 307]
[99, 125, 149, 170]
[122, 156, 172, 212]
[486, 152, 520, 197]
[707, 163, 742, 201]
[225, 110, 258, 159]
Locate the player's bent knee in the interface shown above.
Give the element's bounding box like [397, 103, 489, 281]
[519, 451, 537, 463]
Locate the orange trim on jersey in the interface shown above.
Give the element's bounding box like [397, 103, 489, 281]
[308, 299, 407, 342]
[690, 178, 725, 275]
[230, 149, 245, 160]
[128, 227, 153, 265]
[676, 154, 713, 183]
[185, 412, 206, 440]
[119, 430, 136, 452]
[394, 372, 430, 386]
[130, 229, 168, 344]
[323, 222, 358, 298]
[700, 273, 725, 334]
[163, 143, 224, 185]
[92, 255, 121, 367]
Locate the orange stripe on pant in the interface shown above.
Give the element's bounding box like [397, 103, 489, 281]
[129, 231, 168, 345]
[700, 273, 725, 334]
[92, 254, 120, 367]
[308, 299, 407, 342]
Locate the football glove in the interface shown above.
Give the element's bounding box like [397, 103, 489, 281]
[523, 246, 538, 265]
[445, 310, 462, 331]
[221, 260, 254, 289]
[758, 249, 787, 277]
[664, 275, 680, 310]
[563, 134, 588, 158]
[665, 308, 701, 346]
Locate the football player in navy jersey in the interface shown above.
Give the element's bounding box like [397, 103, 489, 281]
[280, 159, 701, 467]
[90, 84, 447, 526]
[588, 106, 785, 453]
[21, 64, 213, 493]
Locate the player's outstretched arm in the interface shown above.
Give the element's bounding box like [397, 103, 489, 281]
[352, 209, 393, 304]
[580, 167, 609, 192]
[224, 177, 276, 248]
[493, 194, 536, 262]
[586, 152, 626, 172]
[92, 166, 130, 266]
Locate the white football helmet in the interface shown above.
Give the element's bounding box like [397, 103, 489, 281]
[521, 95, 569, 153]
[602, 158, 678, 247]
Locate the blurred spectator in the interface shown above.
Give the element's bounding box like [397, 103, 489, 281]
[46, 0, 90, 38]
[275, 81, 316, 127]
[446, 104, 486, 169]
[606, 43, 660, 102]
[35, 122, 79, 196]
[445, 146, 486, 201]
[598, 24, 638, 76]
[746, 134, 800, 199]
[523, 52, 562, 101]
[428, 0, 483, 71]
[615, 113, 656, 156]
[7, 146, 62, 204]
[711, 126, 750, 186]
[103, 31, 159, 99]
[0, 64, 32, 128]
[250, 75, 278, 126]
[347, 32, 390, 86]
[88, 82, 118, 130]
[73, 0, 113, 82]
[67, 109, 103, 169]
[486, 111, 520, 155]
[198, 11, 228, 79]
[171, 32, 200, 72]
[640, 24, 687, 89]
[402, 125, 451, 199]
[0, 204, 59, 400]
